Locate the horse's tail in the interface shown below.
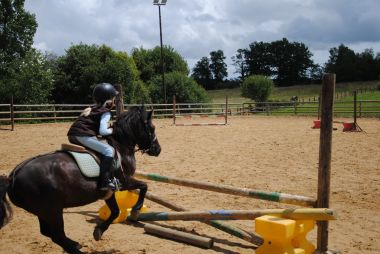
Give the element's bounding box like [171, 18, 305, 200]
[0, 175, 12, 229]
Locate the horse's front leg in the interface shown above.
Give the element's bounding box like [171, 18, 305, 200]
[93, 193, 119, 241]
[127, 177, 147, 221]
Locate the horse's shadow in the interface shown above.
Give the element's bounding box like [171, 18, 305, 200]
[89, 249, 123, 254]
[65, 210, 256, 254]
[142, 222, 255, 252]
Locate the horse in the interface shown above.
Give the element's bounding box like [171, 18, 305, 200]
[0, 106, 161, 254]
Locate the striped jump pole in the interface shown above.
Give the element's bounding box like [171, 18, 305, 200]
[130, 208, 337, 222]
[135, 171, 317, 207]
[139, 191, 264, 246]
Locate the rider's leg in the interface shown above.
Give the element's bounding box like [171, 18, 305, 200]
[98, 156, 115, 191]
[74, 136, 115, 190]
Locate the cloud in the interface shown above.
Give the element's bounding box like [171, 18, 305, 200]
[25, 0, 380, 76]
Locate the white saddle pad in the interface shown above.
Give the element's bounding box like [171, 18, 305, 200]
[68, 151, 100, 177]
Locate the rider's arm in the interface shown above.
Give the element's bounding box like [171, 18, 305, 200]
[99, 112, 113, 136]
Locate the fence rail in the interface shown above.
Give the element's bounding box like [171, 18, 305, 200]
[0, 100, 379, 126]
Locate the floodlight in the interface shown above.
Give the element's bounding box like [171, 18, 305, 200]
[153, 0, 167, 5]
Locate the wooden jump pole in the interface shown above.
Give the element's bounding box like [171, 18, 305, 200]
[140, 191, 263, 246]
[144, 223, 214, 249]
[130, 208, 337, 222]
[135, 171, 317, 207]
[317, 73, 335, 253]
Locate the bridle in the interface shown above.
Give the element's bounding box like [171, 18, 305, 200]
[135, 118, 157, 154]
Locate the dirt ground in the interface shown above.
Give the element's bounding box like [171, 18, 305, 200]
[0, 116, 379, 254]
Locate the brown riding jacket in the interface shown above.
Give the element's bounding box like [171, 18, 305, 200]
[67, 106, 110, 137]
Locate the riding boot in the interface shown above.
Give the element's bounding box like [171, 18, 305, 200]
[99, 156, 116, 191]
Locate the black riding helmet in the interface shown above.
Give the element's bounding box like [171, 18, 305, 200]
[93, 83, 119, 104]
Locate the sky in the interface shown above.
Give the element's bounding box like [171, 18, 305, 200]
[25, 0, 380, 78]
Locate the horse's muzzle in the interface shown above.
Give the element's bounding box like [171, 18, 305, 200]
[147, 142, 161, 156]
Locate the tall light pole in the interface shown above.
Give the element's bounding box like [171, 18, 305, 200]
[153, 0, 167, 103]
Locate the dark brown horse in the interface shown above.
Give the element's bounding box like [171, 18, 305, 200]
[0, 106, 161, 254]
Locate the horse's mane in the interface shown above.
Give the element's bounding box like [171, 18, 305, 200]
[112, 106, 145, 146]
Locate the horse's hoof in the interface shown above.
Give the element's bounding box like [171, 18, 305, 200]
[128, 210, 140, 221]
[93, 227, 103, 241]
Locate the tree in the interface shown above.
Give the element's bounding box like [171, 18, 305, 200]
[53, 43, 141, 104]
[0, 0, 38, 98]
[270, 38, 314, 86]
[245, 41, 272, 77]
[132, 46, 189, 83]
[0, 48, 54, 104]
[191, 56, 212, 90]
[325, 45, 380, 82]
[209, 50, 228, 84]
[148, 72, 209, 104]
[325, 44, 357, 82]
[241, 75, 273, 102]
[356, 49, 378, 81]
[231, 48, 249, 81]
[244, 39, 315, 86]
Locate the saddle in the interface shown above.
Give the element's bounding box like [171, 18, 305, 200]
[61, 143, 121, 179]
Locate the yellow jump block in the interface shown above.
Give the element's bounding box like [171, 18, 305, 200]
[98, 190, 148, 223]
[255, 215, 315, 254]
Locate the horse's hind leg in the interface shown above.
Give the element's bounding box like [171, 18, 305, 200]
[38, 216, 82, 250]
[41, 210, 84, 254]
[38, 217, 51, 237]
[93, 193, 119, 241]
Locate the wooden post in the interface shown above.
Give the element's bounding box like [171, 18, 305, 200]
[353, 91, 357, 125]
[53, 104, 57, 123]
[317, 96, 321, 120]
[225, 96, 228, 125]
[11, 96, 14, 131]
[140, 191, 263, 246]
[317, 73, 335, 253]
[135, 171, 317, 207]
[144, 224, 214, 249]
[173, 95, 176, 125]
[114, 84, 124, 117]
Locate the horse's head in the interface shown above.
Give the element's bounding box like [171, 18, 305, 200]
[113, 106, 161, 156]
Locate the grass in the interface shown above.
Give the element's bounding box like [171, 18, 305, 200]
[207, 80, 380, 103]
[207, 80, 380, 117]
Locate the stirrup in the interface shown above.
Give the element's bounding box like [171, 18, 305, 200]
[99, 179, 116, 191]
